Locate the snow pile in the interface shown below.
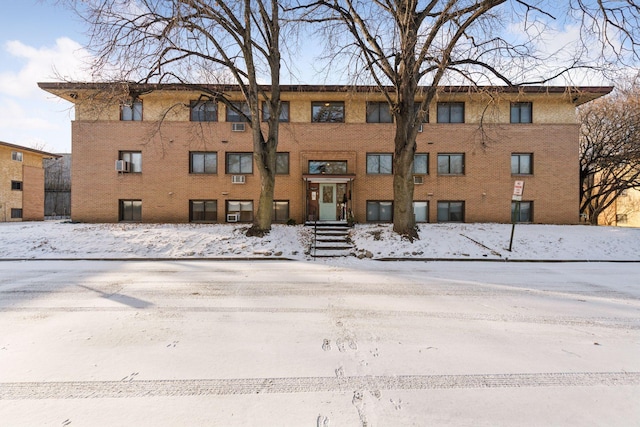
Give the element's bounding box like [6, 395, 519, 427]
[0, 220, 639, 261]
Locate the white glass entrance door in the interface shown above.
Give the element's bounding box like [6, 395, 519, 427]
[319, 183, 337, 220]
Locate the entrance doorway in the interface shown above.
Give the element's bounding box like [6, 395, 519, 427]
[319, 183, 336, 220]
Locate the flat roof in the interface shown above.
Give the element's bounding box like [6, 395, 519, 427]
[0, 141, 61, 158]
[38, 82, 613, 106]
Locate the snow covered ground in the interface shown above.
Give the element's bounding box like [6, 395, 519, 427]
[0, 259, 639, 426]
[0, 221, 639, 425]
[1, 220, 639, 261]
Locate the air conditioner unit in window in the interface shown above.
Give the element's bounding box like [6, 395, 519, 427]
[413, 175, 424, 185]
[226, 213, 239, 222]
[231, 175, 246, 184]
[115, 160, 130, 172]
[231, 123, 246, 132]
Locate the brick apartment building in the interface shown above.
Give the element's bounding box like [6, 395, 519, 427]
[38, 83, 611, 225]
[0, 141, 60, 222]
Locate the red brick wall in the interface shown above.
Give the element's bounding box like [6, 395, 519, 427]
[71, 119, 579, 224]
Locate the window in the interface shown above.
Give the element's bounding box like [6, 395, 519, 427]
[190, 200, 217, 222]
[226, 153, 253, 174]
[312, 101, 344, 123]
[308, 161, 347, 174]
[511, 153, 532, 175]
[437, 102, 464, 123]
[366, 102, 393, 123]
[262, 101, 290, 122]
[10, 208, 22, 219]
[413, 201, 429, 223]
[511, 102, 532, 123]
[512, 201, 532, 223]
[227, 200, 253, 222]
[367, 201, 393, 222]
[190, 152, 217, 174]
[617, 214, 628, 224]
[226, 101, 251, 122]
[413, 154, 429, 174]
[276, 153, 289, 175]
[11, 151, 22, 162]
[119, 151, 142, 173]
[273, 201, 290, 223]
[437, 154, 464, 175]
[190, 100, 218, 122]
[121, 99, 143, 121]
[367, 154, 393, 174]
[119, 200, 142, 222]
[11, 181, 23, 191]
[437, 201, 464, 222]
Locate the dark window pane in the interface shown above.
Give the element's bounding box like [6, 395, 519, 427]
[263, 101, 289, 122]
[308, 161, 347, 174]
[414, 155, 428, 174]
[312, 102, 344, 122]
[273, 201, 289, 222]
[226, 102, 251, 122]
[191, 100, 217, 122]
[276, 153, 289, 174]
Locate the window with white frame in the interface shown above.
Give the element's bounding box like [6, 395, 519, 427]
[11, 151, 23, 162]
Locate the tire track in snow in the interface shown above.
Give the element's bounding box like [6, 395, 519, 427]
[1, 372, 638, 400]
[1, 306, 638, 329]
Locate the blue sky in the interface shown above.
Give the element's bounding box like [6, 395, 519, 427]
[0, 0, 88, 153]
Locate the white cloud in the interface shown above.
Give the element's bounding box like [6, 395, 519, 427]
[0, 37, 93, 98]
[0, 37, 86, 152]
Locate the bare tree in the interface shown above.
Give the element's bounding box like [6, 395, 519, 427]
[579, 80, 640, 225]
[297, 0, 640, 239]
[63, 0, 288, 236]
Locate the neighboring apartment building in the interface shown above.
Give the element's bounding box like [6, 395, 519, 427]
[38, 82, 611, 225]
[0, 141, 61, 222]
[600, 188, 640, 227]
